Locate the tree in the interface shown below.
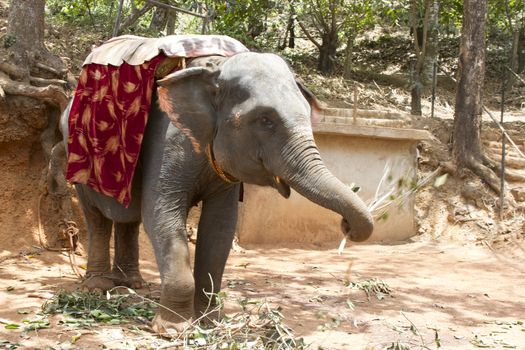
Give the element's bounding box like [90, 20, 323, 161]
[489, 0, 525, 80]
[149, 0, 171, 31]
[408, 0, 439, 116]
[297, 0, 342, 75]
[1, 0, 71, 227]
[1, 0, 68, 117]
[7, 0, 46, 59]
[341, 0, 380, 78]
[207, 0, 274, 45]
[453, 0, 502, 194]
[148, 0, 180, 34]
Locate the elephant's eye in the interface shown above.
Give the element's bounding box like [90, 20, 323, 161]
[259, 116, 275, 130]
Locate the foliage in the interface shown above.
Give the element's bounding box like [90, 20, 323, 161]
[42, 0, 524, 76]
[439, 0, 463, 35]
[206, 0, 287, 49]
[42, 289, 156, 327]
[488, 0, 525, 33]
[47, 0, 155, 35]
[176, 296, 306, 350]
[40, 289, 306, 349]
[347, 278, 392, 300]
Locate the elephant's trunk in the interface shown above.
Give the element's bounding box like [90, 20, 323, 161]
[275, 132, 373, 242]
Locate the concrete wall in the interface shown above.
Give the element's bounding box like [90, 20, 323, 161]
[237, 125, 428, 245]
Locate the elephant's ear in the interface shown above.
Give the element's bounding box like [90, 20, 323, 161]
[296, 81, 324, 123]
[156, 65, 221, 153]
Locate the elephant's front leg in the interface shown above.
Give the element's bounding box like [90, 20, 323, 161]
[151, 204, 195, 335]
[193, 184, 239, 320]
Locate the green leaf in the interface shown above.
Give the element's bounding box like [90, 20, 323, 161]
[4, 323, 20, 330]
[89, 309, 112, 320]
[24, 319, 50, 331]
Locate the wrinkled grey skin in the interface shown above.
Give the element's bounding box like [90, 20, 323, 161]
[61, 52, 373, 332]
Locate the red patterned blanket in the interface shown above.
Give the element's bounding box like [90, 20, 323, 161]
[66, 35, 248, 206]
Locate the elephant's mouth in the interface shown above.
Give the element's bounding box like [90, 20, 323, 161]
[273, 176, 291, 199]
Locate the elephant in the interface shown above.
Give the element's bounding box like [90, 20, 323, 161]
[60, 52, 374, 334]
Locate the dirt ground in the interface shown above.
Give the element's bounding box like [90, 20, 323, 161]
[1, 231, 524, 349]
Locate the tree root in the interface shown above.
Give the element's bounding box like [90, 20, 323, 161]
[0, 71, 68, 110]
[442, 154, 516, 208]
[465, 157, 501, 193]
[30, 76, 68, 87]
[0, 60, 29, 80]
[463, 156, 517, 209]
[0, 53, 70, 111]
[34, 62, 68, 77]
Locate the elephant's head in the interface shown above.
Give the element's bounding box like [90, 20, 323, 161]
[157, 52, 373, 242]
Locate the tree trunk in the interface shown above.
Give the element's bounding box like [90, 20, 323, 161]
[166, 9, 177, 35]
[409, 0, 424, 116]
[452, 0, 504, 195]
[318, 31, 338, 75]
[343, 34, 355, 79]
[423, 0, 439, 84]
[518, 23, 525, 73]
[453, 0, 487, 166]
[2, 0, 71, 232]
[410, 74, 423, 116]
[6, 0, 45, 64]
[288, 3, 296, 49]
[149, 0, 169, 32]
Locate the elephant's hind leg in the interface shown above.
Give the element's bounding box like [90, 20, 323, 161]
[80, 204, 115, 292]
[112, 222, 144, 289]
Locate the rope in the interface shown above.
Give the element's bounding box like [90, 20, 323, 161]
[59, 219, 84, 279]
[37, 192, 84, 280]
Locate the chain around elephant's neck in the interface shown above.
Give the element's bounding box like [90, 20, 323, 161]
[206, 143, 240, 184]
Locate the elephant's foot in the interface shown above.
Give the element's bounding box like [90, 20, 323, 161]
[112, 268, 145, 289]
[82, 274, 115, 292]
[194, 299, 221, 324]
[151, 313, 193, 338]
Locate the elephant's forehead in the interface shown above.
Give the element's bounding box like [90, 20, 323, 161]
[221, 52, 295, 80]
[231, 86, 311, 122]
[220, 53, 311, 118]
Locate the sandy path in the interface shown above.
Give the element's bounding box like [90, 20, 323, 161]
[0, 237, 524, 349]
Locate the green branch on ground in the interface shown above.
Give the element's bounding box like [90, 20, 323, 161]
[41, 289, 306, 349]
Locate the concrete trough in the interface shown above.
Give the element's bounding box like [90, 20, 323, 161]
[237, 111, 431, 245]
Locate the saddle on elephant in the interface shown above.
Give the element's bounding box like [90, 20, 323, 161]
[65, 35, 249, 206]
